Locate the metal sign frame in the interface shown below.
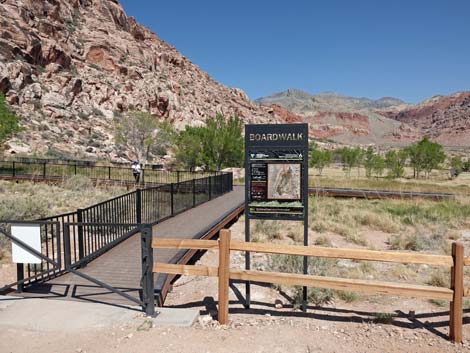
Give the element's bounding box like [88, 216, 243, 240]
[244, 123, 309, 308]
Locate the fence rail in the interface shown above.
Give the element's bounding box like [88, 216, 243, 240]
[151, 231, 466, 343]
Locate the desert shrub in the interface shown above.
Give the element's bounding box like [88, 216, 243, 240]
[267, 254, 337, 306]
[0, 193, 51, 220]
[63, 175, 94, 191]
[336, 290, 359, 303]
[373, 312, 396, 324]
[388, 233, 429, 251]
[253, 220, 282, 241]
[314, 235, 332, 247]
[426, 270, 450, 288]
[429, 299, 447, 307]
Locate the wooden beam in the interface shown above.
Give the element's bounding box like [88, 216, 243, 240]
[229, 270, 454, 301]
[153, 263, 218, 277]
[152, 238, 219, 250]
[218, 230, 230, 325]
[230, 241, 453, 267]
[450, 242, 464, 343]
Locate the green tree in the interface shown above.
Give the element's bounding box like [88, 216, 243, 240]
[173, 126, 204, 171]
[309, 148, 332, 175]
[338, 147, 363, 177]
[173, 114, 244, 170]
[385, 150, 408, 178]
[371, 154, 386, 177]
[0, 94, 22, 146]
[363, 146, 376, 178]
[114, 110, 174, 163]
[405, 138, 446, 178]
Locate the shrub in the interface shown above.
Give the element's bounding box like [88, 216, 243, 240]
[373, 312, 396, 324]
[63, 175, 94, 191]
[314, 235, 332, 247]
[336, 290, 359, 303]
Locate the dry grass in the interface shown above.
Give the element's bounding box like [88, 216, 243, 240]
[0, 177, 125, 221]
[309, 196, 470, 249]
[0, 177, 125, 263]
[309, 166, 470, 196]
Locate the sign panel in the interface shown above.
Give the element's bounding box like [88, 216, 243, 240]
[245, 123, 308, 221]
[11, 224, 42, 264]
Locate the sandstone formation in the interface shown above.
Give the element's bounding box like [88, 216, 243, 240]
[0, 0, 279, 160]
[379, 92, 470, 147]
[255, 89, 421, 145]
[256, 89, 469, 147]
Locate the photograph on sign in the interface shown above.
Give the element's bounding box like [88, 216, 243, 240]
[267, 163, 301, 200]
[11, 225, 42, 264]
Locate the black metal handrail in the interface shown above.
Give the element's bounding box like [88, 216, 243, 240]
[0, 159, 221, 186]
[5, 171, 233, 289]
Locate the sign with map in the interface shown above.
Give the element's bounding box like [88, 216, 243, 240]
[245, 124, 308, 221]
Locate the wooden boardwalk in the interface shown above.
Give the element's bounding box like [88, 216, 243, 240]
[18, 187, 244, 308]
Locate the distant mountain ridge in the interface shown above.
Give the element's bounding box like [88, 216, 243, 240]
[255, 89, 408, 112]
[255, 89, 470, 147]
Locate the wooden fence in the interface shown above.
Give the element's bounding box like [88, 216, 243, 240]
[153, 230, 468, 343]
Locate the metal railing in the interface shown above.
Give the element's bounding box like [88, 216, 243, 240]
[5, 171, 233, 289]
[0, 160, 220, 186]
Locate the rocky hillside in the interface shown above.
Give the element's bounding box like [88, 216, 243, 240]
[379, 92, 470, 147]
[255, 89, 420, 145]
[0, 0, 280, 161]
[256, 89, 470, 147]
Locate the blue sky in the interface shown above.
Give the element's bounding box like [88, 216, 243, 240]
[119, 0, 470, 103]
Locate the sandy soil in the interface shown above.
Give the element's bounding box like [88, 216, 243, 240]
[1, 218, 470, 352]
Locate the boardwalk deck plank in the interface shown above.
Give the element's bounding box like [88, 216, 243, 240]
[19, 187, 244, 307]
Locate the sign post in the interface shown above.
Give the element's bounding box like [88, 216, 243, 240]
[244, 123, 309, 309]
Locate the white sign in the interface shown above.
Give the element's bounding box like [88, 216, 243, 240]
[11, 224, 42, 264]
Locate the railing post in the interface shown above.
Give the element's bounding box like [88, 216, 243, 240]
[192, 178, 196, 207]
[218, 229, 230, 325]
[141, 168, 145, 184]
[177, 171, 180, 184]
[208, 176, 212, 200]
[12, 161, 15, 177]
[450, 242, 464, 343]
[63, 225, 72, 270]
[136, 188, 142, 224]
[141, 225, 155, 316]
[77, 209, 85, 260]
[43, 162, 46, 179]
[16, 263, 24, 292]
[170, 183, 174, 215]
[74, 163, 77, 175]
[108, 166, 111, 180]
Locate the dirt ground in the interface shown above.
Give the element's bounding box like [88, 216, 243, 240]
[2, 217, 470, 353]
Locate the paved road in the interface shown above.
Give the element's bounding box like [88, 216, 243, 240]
[18, 187, 244, 307]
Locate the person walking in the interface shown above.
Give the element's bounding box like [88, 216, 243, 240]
[132, 160, 141, 183]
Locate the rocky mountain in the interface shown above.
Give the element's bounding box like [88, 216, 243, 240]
[256, 89, 470, 147]
[255, 89, 419, 145]
[255, 89, 407, 112]
[0, 0, 281, 161]
[379, 92, 470, 147]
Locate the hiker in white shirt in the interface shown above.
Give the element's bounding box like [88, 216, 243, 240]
[132, 161, 141, 183]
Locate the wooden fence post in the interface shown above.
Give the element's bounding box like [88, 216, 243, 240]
[218, 229, 230, 325]
[450, 242, 464, 343]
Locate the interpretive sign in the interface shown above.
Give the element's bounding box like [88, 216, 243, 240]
[245, 123, 308, 220]
[244, 123, 309, 309]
